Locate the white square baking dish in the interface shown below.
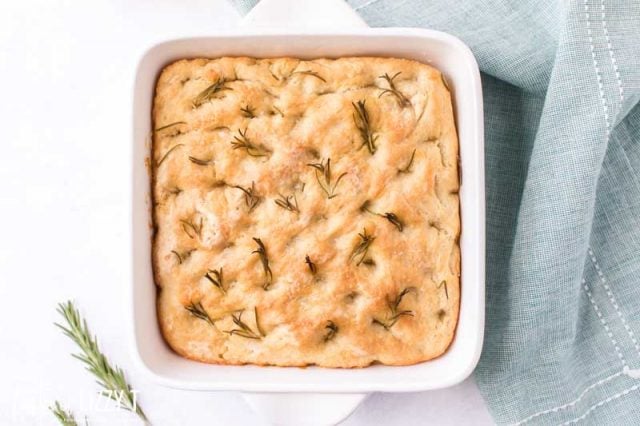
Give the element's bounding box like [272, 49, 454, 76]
[129, 0, 484, 422]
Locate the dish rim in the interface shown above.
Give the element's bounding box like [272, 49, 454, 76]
[130, 27, 485, 393]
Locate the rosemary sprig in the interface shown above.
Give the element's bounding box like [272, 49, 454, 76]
[372, 287, 416, 330]
[349, 228, 375, 266]
[378, 72, 410, 107]
[185, 302, 216, 326]
[233, 182, 261, 212]
[205, 268, 225, 294]
[230, 129, 271, 157]
[437, 280, 449, 299]
[49, 401, 79, 426]
[274, 193, 299, 212]
[361, 201, 404, 232]
[307, 158, 347, 199]
[155, 121, 186, 132]
[352, 100, 378, 154]
[324, 321, 338, 342]
[192, 78, 232, 108]
[180, 217, 203, 239]
[252, 238, 273, 290]
[226, 308, 265, 340]
[55, 301, 147, 422]
[305, 255, 317, 274]
[291, 70, 326, 82]
[398, 149, 416, 174]
[240, 105, 256, 118]
[157, 143, 184, 166]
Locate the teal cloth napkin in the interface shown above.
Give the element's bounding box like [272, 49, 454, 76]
[230, 1, 640, 424]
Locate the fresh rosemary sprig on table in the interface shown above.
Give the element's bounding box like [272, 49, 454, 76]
[180, 217, 203, 239]
[49, 401, 79, 426]
[252, 238, 273, 290]
[398, 149, 416, 174]
[305, 255, 317, 275]
[291, 70, 326, 82]
[274, 193, 299, 212]
[361, 201, 405, 232]
[192, 78, 232, 108]
[378, 72, 410, 107]
[233, 182, 262, 212]
[349, 228, 375, 266]
[155, 121, 186, 132]
[226, 308, 265, 340]
[55, 301, 147, 422]
[230, 129, 271, 157]
[307, 158, 347, 199]
[240, 105, 256, 118]
[372, 287, 416, 330]
[352, 100, 378, 155]
[156, 143, 184, 166]
[185, 301, 216, 326]
[437, 280, 449, 299]
[324, 321, 338, 342]
[205, 268, 225, 294]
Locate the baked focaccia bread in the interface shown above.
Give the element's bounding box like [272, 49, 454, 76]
[152, 57, 460, 367]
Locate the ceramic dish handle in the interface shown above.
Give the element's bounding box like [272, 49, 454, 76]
[240, 2, 369, 425]
[243, 392, 368, 426]
[241, 0, 367, 29]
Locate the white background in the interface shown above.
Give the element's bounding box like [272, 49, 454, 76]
[0, 0, 493, 424]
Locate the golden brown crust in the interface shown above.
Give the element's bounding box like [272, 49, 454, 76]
[152, 57, 460, 368]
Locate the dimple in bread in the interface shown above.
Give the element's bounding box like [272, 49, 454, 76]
[152, 57, 460, 368]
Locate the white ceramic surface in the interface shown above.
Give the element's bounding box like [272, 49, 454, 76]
[130, 0, 485, 424]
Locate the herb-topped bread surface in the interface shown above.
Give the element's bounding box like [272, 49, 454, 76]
[152, 57, 460, 367]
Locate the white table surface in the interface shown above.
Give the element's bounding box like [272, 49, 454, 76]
[0, 0, 493, 424]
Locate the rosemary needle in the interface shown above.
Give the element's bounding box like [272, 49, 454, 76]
[305, 255, 317, 274]
[361, 201, 405, 232]
[398, 149, 416, 174]
[324, 321, 338, 342]
[157, 143, 184, 166]
[291, 70, 326, 82]
[55, 301, 147, 422]
[49, 401, 79, 426]
[437, 280, 449, 299]
[155, 121, 186, 132]
[352, 100, 378, 155]
[252, 237, 273, 290]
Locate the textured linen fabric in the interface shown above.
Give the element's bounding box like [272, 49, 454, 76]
[230, 0, 640, 424]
